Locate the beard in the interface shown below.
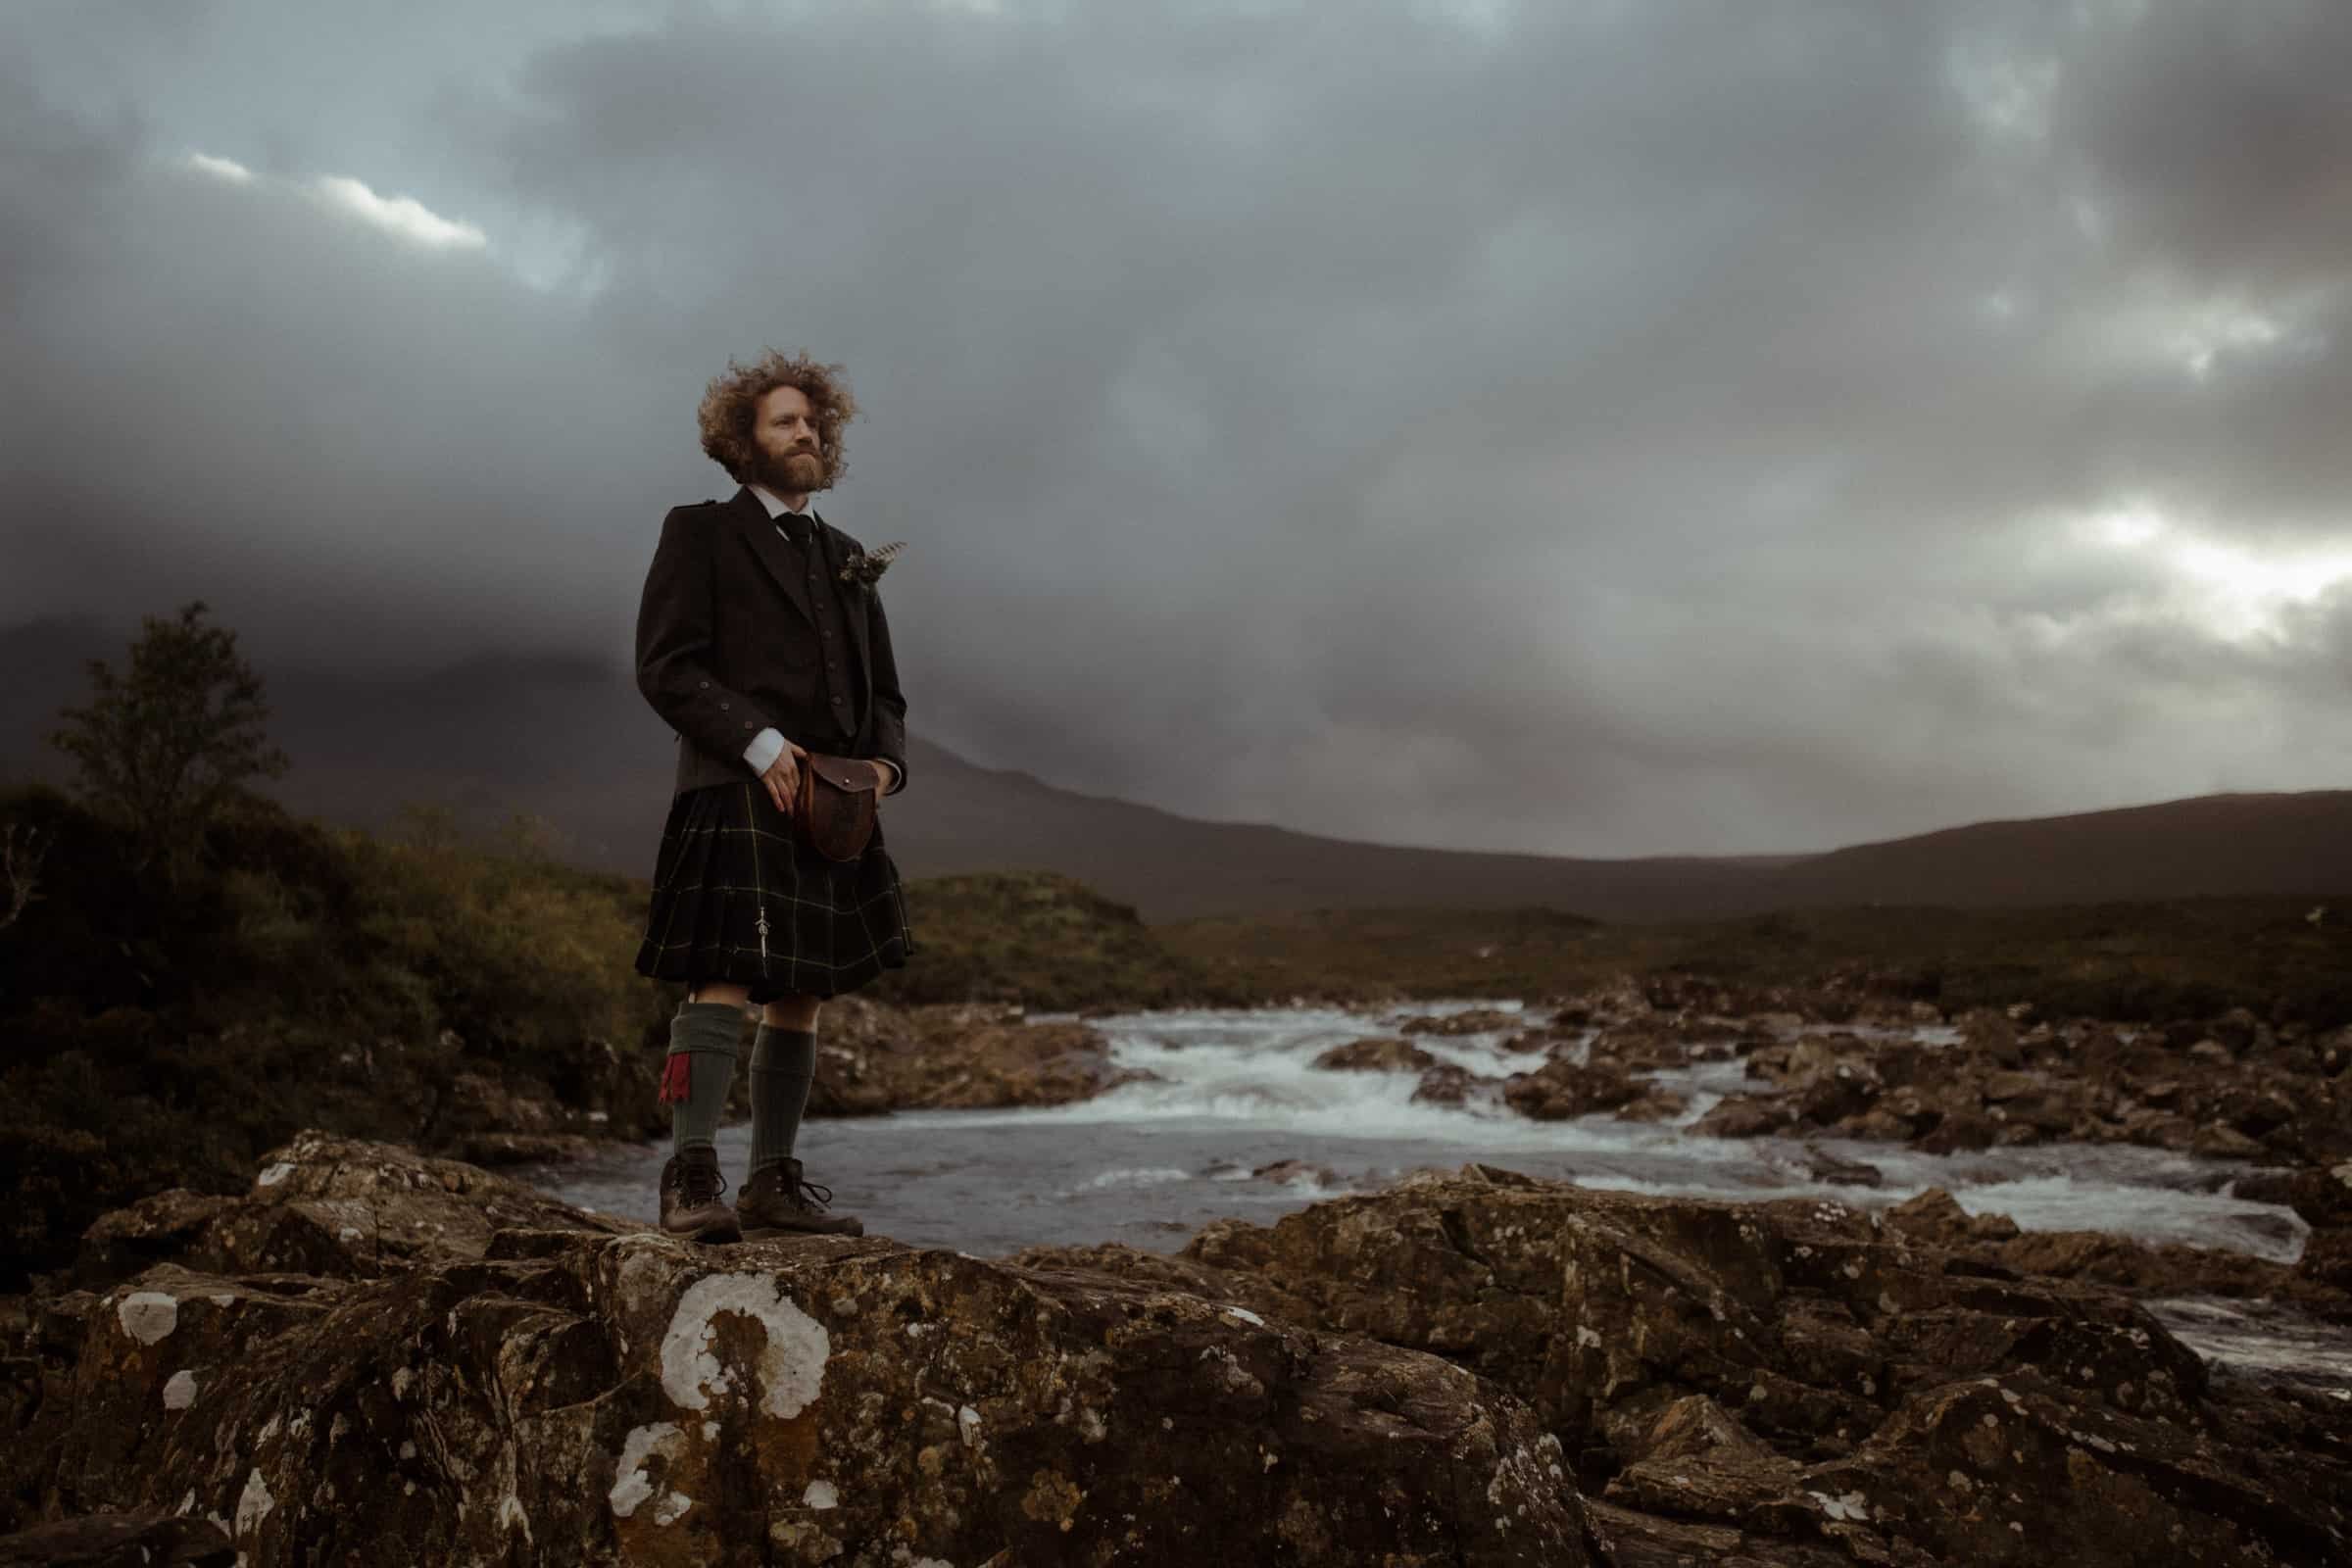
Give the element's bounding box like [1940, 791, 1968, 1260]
[759, 448, 829, 494]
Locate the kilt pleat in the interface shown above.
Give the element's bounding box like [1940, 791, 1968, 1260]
[633, 778, 916, 1002]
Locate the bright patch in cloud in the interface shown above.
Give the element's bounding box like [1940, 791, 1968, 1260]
[310, 174, 488, 252]
[2167, 302, 2284, 379]
[1947, 42, 2059, 143]
[181, 150, 255, 183]
[2079, 504, 2352, 641]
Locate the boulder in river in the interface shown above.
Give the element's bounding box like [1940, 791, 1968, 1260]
[1409, 1062, 1492, 1105]
[1500, 1057, 1642, 1120]
[1398, 1007, 1522, 1037]
[1309, 1035, 1440, 1072]
[805, 1002, 1159, 1115]
[2289, 1159, 2352, 1292]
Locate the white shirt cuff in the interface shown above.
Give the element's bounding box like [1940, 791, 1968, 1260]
[743, 727, 786, 775]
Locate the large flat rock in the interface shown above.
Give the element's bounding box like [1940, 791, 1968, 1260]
[12, 1134, 1589, 1566]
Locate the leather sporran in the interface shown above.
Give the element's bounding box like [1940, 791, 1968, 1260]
[792, 752, 883, 860]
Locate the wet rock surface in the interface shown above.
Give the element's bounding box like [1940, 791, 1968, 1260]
[806, 1001, 1160, 1115]
[1701, 1004, 2352, 1167]
[1457, 980, 2352, 1184]
[1019, 1161, 2352, 1567]
[1311, 1035, 1441, 1072]
[4, 1135, 1588, 1566]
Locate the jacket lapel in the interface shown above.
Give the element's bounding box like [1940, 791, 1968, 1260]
[816, 515, 875, 699]
[728, 485, 817, 631]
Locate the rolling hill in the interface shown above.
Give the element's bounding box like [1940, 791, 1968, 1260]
[6, 614, 2347, 922]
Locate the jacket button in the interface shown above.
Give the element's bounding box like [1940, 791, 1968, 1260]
[743, 720, 754, 729]
[718, 701, 729, 710]
[698, 679, 709, 688]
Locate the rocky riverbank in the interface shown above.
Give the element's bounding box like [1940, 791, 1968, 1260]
[5, 1129, 2348, 1565]
[1339, 977, 2352, 1172]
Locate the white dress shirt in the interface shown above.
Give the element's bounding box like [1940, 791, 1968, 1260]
[740, 483, 902, 794]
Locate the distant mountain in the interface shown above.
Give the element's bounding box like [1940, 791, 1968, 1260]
[1757, 790, 2352, 912]
[5, 614, 2348, 921]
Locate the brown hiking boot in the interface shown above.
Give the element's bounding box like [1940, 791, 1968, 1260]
[738, 1156, 864, 1238]
[659, 1148, 742, 1244]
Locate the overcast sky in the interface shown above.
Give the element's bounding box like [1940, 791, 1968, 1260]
[6, 0, 2350, 858]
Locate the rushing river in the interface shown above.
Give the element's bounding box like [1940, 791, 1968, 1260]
[528, 1000, 2351, 1395]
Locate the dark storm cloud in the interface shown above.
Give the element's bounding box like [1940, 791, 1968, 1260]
[4, 0, 2350, 858]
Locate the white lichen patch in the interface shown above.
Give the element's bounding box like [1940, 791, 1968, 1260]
[1197, 1345, 1259, 1395]
[804, 1480, 839, 1510]
[957, 1405, 982, 1448]
[1809, 1490, 1869, 1522]
[1486, 1439, 1559, 1519]
[498, 1494, 532, 1543]
[234, 1468, 275, 1536]
[610, 1422, 692, 1524]
[257, 1162, 295, 1188]
[661, 1274, 830, 1418]
[1220, 1305, 1265, 1327]
[117, 1291, 179, 1345]
[163, 1370, 199, 1409]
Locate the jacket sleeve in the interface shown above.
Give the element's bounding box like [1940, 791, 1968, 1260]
[865, 584, 908, 793]
[635, 507, 766, 760]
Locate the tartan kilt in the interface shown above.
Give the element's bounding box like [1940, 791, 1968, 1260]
[633, 778, 916, 1002]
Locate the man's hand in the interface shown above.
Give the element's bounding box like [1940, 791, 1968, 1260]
[760, 741, 808, 815]
[762, 745, 895, 814]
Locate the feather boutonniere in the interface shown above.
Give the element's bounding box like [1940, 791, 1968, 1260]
[837, 540, 906, 588]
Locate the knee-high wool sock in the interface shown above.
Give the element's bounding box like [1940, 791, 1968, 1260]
[662, 1000, 745, 1157]
[749, 1024, 817, 1178]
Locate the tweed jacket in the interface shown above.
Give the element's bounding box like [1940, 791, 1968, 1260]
[635, 483, 909, 799]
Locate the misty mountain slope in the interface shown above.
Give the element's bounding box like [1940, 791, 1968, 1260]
[7, 615, 2350, 922]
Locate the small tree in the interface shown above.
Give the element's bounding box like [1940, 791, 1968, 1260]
[48, 600, 292, 878]
[1, 819, 49, 929]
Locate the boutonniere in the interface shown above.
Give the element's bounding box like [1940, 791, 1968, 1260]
[837, 541, 906, 588]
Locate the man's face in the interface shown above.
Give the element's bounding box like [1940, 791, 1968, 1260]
[753, 384, 828, 493]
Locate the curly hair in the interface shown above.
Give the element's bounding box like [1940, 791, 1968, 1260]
[697, 348, 860, 486]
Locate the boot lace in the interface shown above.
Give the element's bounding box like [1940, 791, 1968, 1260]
[677, 1159, 729, 1208]
[789, 1172, 834, 1211]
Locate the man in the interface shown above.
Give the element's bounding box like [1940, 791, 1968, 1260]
[631, 348, 915, 1244]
